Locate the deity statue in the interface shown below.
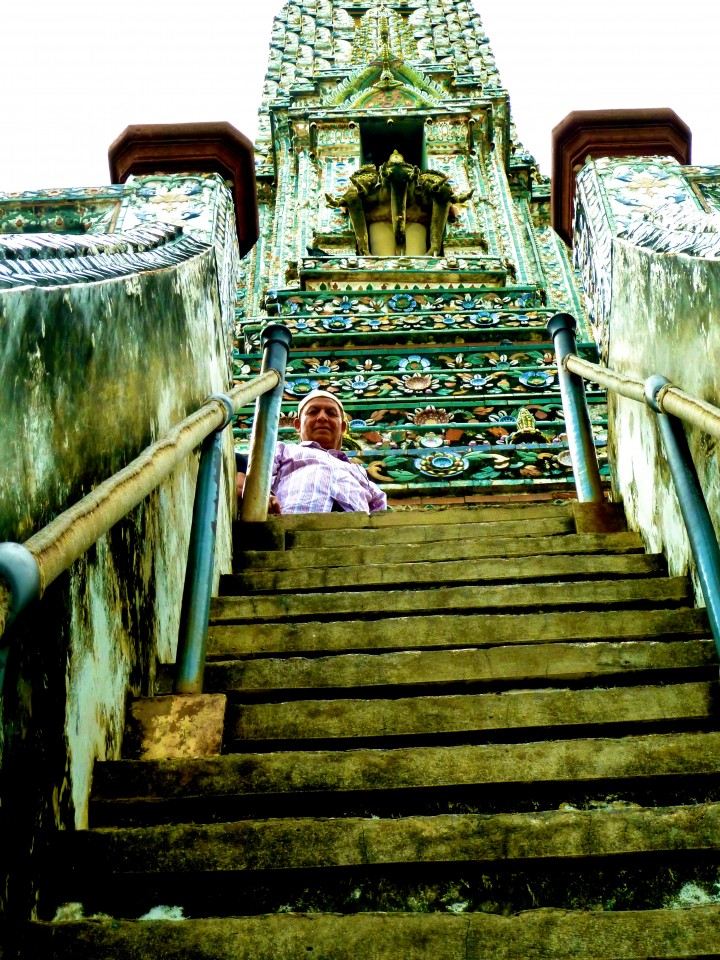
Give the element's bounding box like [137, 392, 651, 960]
[326, 150, 474, 257]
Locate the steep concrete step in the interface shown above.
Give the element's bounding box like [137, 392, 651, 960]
[207, 606, 710, 657]
[69, 802, 720, 876]
[91, 731, 720, 823]
[273, 502, 573, 529]
[285, 513, 576, 548]
[227, 681, 715, 746]
[223, 552, 663, 594]
[235, 531, 645, 572]
[202, 638, 716, 694]
[20, 906, 720, 960]
[210, 576, 691, 624]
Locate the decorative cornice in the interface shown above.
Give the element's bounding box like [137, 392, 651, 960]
[623, 200, 720, 259]
[0, 225, 210, 290]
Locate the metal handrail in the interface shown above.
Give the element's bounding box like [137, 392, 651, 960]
[547, 312, 720, 656]
[564, 354, 720, 439]
[241, 324, 293, 523]
[0, 370, 279, 639]
[175, 323, 291, 692]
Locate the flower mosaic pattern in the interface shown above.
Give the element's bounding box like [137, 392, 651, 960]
[284, 378, 320, 396]
[261, 309, 550, 340]
[122, 176, 210, 229]
[231, 4, 601, 496]
[415, 452, 469, 477]
[387, 293, 419, 313]
[398, 355, 431, 372]
[597, 158, 697, 238]
[269, 288, 544, 320]
[234, 397, 607, 454]
[363, 444, 606, 486]
[235, 344, 600, 406]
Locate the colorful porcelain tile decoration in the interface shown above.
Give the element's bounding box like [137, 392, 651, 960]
[235, 0, 605, 496]
[574, 156, 720, 358]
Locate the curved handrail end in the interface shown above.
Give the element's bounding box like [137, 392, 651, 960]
[0, 542, 42, 636]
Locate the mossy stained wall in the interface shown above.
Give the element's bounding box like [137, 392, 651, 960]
[0, 249, 235, 918]
[607, 238, 720, 597]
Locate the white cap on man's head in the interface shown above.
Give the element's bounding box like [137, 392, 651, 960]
[296, 390, 346, 419]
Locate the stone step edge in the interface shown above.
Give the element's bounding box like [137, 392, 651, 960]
[253, 502, 572, 530]
[19, 907, 720, 960]
[206, 607, 710, 657]
[221, 553, 663, 594]
[71, 802, 720, 873]
[194, 638, 716, 694]
[227, 680, 715, 744]
[209, 577, 692, 624]
[90, 729, 720, 802]
[234, 531, 645, 571]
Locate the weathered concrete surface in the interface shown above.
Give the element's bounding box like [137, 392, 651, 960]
[572, 501, 626, 534]
[74, 803, 720, 873]
[91, 730, 720, 802]
[0, 249, 236, 919]
[224, 552, 663, 594]
[287, 514, 575, 549]
[207, 606, 709, 657]
[203, 639, 716, 692]
[234, 507, 577, 553]
[18, 907, 720, 960]
[124, 695, 226, 759]
[230, 681, 715, 743]
[276, 502, 572, 529]
[607, 240, 720, 608]
[211, 576, 691, 623]
[235, 531, 645, 572]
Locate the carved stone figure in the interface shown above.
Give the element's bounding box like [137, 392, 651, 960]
[326, 164, 379, 255]
[416, 168, 474, 255]
[326, 149, 473, 256]
[379, 150, 418, 255]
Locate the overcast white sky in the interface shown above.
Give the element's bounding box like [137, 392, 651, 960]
[1, 0, 717, 194]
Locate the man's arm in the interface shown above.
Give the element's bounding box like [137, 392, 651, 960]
[236, 450, 282, 514]
[368, 482, 387, 512]
[358, 465, 387, 512]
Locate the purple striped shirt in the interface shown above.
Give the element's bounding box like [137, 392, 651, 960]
[270, 441, 387, 514]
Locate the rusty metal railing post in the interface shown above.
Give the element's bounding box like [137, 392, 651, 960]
[241, 323, 293, 522]
[645, 375, 720, 656]
[547, 313, 604, 503]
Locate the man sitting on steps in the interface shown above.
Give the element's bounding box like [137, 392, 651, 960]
[236, 390, 387, 515]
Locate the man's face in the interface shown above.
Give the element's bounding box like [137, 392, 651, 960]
[295, 397, 345, 450]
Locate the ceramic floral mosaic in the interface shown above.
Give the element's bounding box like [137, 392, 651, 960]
[232, 0, 603, 494]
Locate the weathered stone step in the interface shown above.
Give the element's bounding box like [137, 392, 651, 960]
[201, 639, 715, 694]
[69, 802, 720, 876]
[277, 502, 572, 529]
[223, 552, 663, 594]
[19, 906, 720, 960]
[228, 681, 715, 746]
[207, 606, 709, 658]
[235, 531, 644, 572]
[210, 577, 691, 624]
[93, 729, 720, 800]
[286, 514, 575, 549]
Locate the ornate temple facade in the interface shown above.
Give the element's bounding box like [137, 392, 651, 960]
[233, 0, 605, 498]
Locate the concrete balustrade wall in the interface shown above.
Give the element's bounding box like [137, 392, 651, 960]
[573, 156, 720, 605]
[0, 249, 236, 918]
[606, 240, 720, 594]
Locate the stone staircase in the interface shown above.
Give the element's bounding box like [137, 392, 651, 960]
[19, 501, 720, 958]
